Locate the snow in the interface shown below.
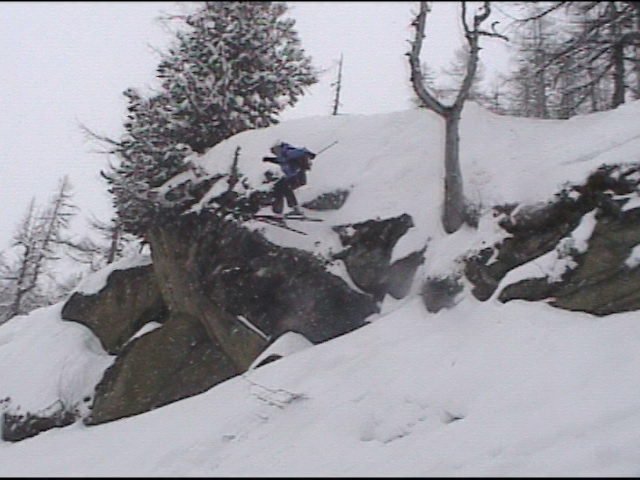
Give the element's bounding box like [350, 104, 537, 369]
[249, 331, 313, 370]
[74, 251, 152, 296]
[2, 100, 640, 476]
[621, 195, 640, 212]
[127, 321, 163, 344]
[237, 315, 270, 342]
[0, 303, 113, 415]
[169, 100, 640, 281]
[625, 244, 640, 269]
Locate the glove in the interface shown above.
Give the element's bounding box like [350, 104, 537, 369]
[309, 153, 316, 160]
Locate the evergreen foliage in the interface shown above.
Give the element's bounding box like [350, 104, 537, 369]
[102, 1, 317, 237]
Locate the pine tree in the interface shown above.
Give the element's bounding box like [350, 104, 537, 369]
[101, 2, 317, 237]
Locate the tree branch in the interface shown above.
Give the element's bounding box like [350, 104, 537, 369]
[512, 1, 569, 24]
[454, 2, 508, 109]
[407, 1, 448, 116]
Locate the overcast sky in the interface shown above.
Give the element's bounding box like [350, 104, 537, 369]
[0, 1, 512, 251]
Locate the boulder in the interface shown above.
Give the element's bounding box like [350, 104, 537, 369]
[465, 198, 588, 301]
[421, 275, 464, 313]
[61, 264, 167, 355]
[58, 202, 430, 428]
[148, 212, 378, 348]
[86, 311, 238, 425]
[332, 214, 424, 301]
[302, 189, 350, 211]
[465, 164, 638, 302]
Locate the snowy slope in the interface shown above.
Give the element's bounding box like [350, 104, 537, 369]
[164, 100, 640, 278]
[2, 101, 640, 476]
[0, 303, 113, 416]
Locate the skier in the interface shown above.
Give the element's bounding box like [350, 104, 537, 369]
[262, 141, 316, 218]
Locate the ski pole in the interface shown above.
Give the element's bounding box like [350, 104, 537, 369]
[315, 140, 339, 156]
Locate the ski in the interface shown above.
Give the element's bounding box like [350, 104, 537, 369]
[252, 216, 308, 235]
[253, 213, 323, 222]
[284, 214, 323, 222]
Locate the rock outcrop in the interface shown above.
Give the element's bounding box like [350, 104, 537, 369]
[333, 214, 425, 301]
[61, 264, 167, 355]
[466, 163, 640, 315]
[27, 161, 640, 432]
[2, 401, 79, 442]
[85, 311, 238, 425]
[63, 206, 416, 426]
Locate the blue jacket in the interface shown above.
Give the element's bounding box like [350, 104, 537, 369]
[270, 143, 315, 178]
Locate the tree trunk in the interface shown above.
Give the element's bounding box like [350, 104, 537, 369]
[408, 1, 505, 234]
[442, 110, 465, 234]
[588, 65, 598, 112]
[106, 225, 120, 264]
[332, 53, 343, 116]
[635, 3, 640, 99]
[612, 40, 626, 108]
[636, 46, 640, 101]
[533, 17, 548, 118]
[610, 3, 625, 108]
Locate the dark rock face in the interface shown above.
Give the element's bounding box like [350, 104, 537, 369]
[500, 208, 640, 315]
[86, 312, 238, 425]
[497, 277, 555, 304]
[41, 160, 640, 433]
[71, 162, 640, 428]
[148, 212, 378, 346]
[24, 156, 640, 435]
[61, 264, 167, 354]
[465, 164, 639, 301]
[2, 402, 78, 442]
[550, 210, 640, 315]
[469, 163, 640, 316]
[302, 189, 350, 211]
[333, 214, 425, 301]
[78, 210, 382, 426]
[421, 275, 464, 313]
[465, 198, 590, 301]
[387, 249, 426, 299]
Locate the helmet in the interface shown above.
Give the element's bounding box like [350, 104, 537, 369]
[271, 141, 289, 155]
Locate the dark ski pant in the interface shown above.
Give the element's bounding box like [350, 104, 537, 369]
[272, 174, 305, 214]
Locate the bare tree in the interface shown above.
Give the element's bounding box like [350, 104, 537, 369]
[408, 1, 507, 233]
[634, 2, 640, 99]
[0, 199, 42, 320]
[33, 176, 77, 271]
[0, 177, 80, 322]
[331, 53, 344, 115]
[500, 2, 560, 118]
[93, 216, 126, 265]
[65, 214, 137, 271]
[509, 1, 640, 113]
[439, 46, 489, 103]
